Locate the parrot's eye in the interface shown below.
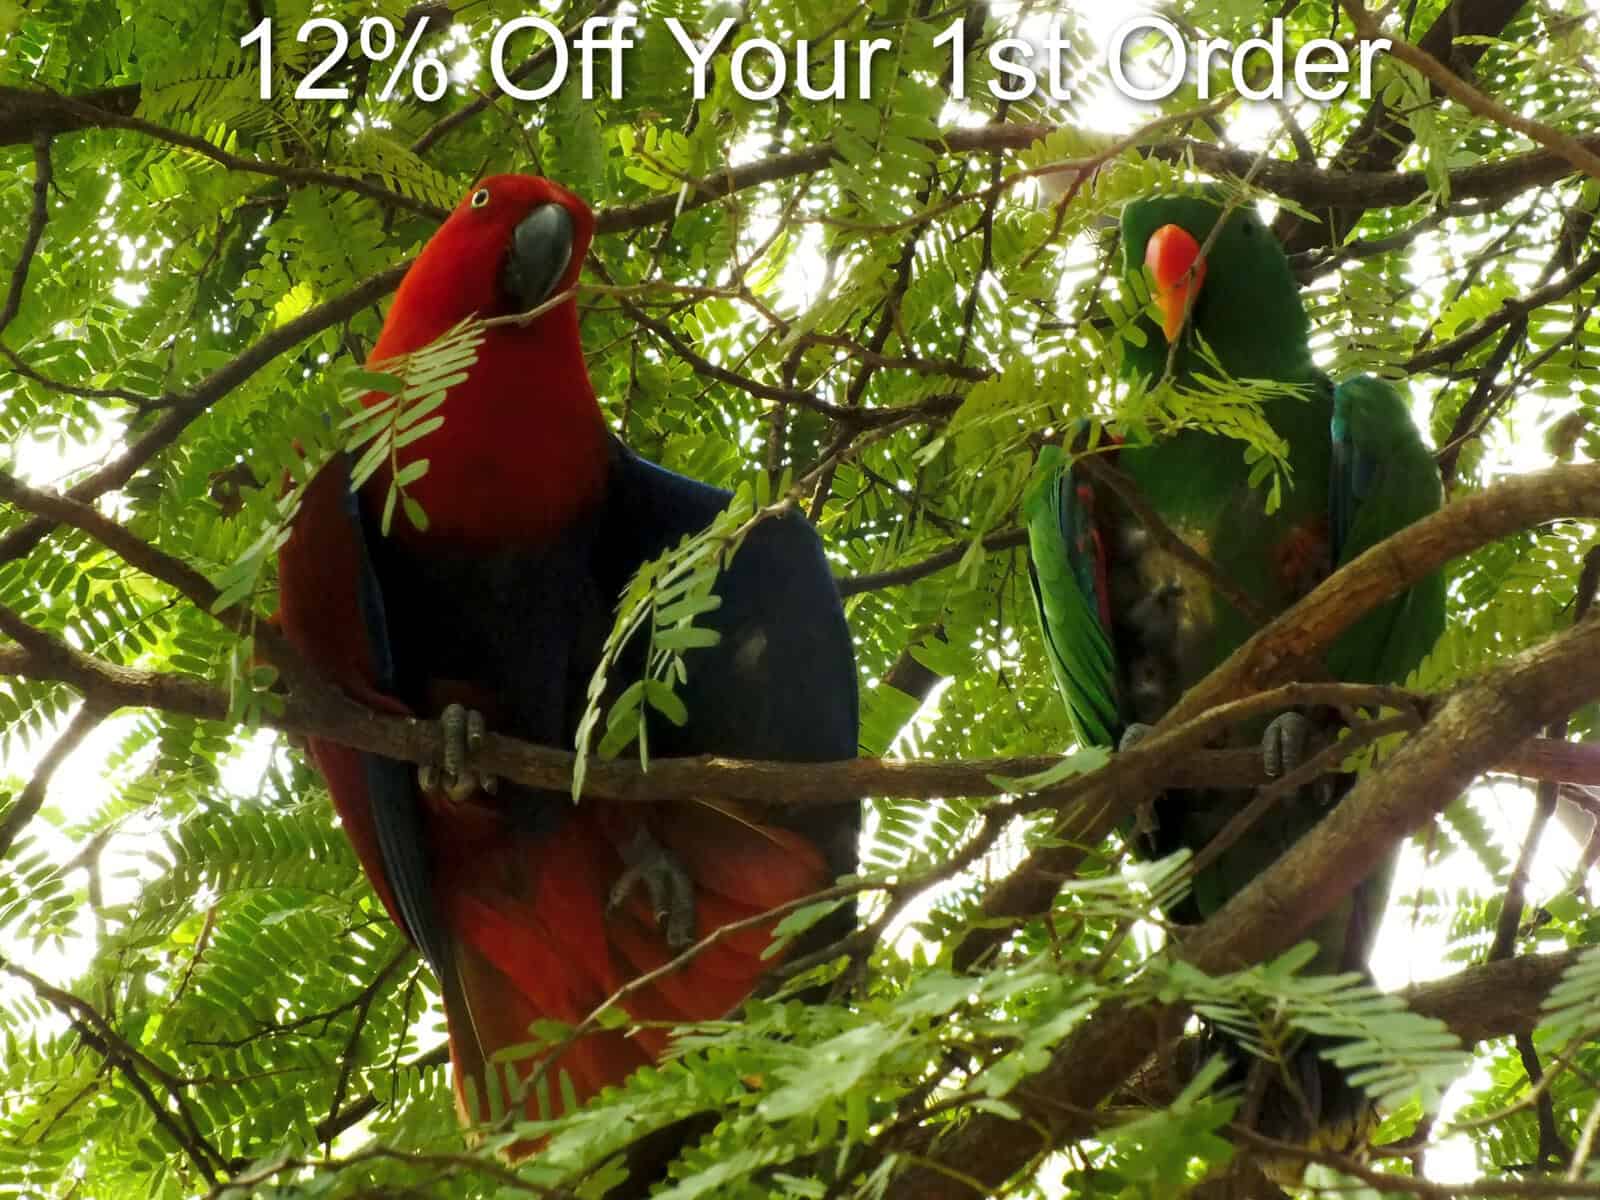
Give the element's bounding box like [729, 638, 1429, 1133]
[470, 188, 491, 209]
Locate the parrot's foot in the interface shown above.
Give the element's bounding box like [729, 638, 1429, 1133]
[608, 828, 697, 949]
[1261, 712, 1313, 779]
[418, 703, 497, 803]
[1117, 723, 1155, 752]
[1119, 724, 1158, 837]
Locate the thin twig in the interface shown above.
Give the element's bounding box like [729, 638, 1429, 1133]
[0, 134, 52, 338]
[0, 701, 112, 861]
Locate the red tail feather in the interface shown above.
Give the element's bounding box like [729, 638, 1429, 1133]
[435, 799, 828, 1120]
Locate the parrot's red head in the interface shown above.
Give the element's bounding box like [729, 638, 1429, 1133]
[365, 175, 610, 549]
[1144, 223, 1207, 343]
[373, 174, 594, 360]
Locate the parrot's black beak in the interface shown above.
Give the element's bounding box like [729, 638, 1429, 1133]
[501, 204, 574, 313]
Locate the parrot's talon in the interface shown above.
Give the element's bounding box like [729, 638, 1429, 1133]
[423, 703, 495, 803]
[608, 828, 697, 948]
[1262, 712, 1313, 779]
[440, 703, 469, 778]
[1118, 722, 1155, 752]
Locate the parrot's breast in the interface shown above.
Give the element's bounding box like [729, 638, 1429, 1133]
[364, 317, 611, 551]
[1103, 518, 1218, 727]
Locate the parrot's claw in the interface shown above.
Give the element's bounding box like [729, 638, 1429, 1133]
[608, 828, 697, 949]
[420, 703, 494, 803]
[1261, 712, 1313, 779]
[1118, 722, 1155, 752]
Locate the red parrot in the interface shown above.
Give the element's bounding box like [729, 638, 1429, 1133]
[275, 176, 859, 1139]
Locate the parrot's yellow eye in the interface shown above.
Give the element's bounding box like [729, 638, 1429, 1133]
[470, 188, 491, 209]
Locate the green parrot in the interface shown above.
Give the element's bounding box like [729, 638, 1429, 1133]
[1024, 193, 1446, 1159]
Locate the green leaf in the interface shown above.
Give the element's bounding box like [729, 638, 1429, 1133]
[643, 680, 688, 727]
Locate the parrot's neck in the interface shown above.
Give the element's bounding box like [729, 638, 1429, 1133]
[365, 303, 610, 550]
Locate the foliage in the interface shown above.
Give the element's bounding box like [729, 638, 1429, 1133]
[1, 0, 1599, 1196]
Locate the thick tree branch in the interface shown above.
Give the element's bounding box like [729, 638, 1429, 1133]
[1174, 465, 1600, 724]
[0, 619, 1589, 811]
[1132, 948, 1584, 1111]
[956, 461, 1600, 969]
[1405, 949, 1582, 1047]
[4, 463, 1598, 816]
[0, 83, 140, 143]
[888, 612, 1600, 1199]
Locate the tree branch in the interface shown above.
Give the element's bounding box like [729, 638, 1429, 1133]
[1341, 1, 1600, 183]
[7, 82, 1596, 226]
[837, 528, 1028, 596]
[955, 461, 1600, 969]
[4, 460, 1598, 817]
[1274, 0, 1531, 253]
[408, 0, 620, 157]
[888, 611, 1600, 1199]
[0, 704, 111, 864]
[0, 261, 410, 568]
[0, 701, 112, 862]
[307, 947, 1587, 1166]
[0, 88, 444, 218]
[0, 957, 227, 1183]
[1406, 949, 1582, 1046]
[0, 614, 1589, 814]
[0, 134, 51, 340]
[593, 126, 1600, 239]
[1407, 250, 1600, 373]
[0, 83, 140, 143]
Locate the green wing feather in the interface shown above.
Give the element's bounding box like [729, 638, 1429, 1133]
[1326, 375, 1446, 685]
[1023, 445, 1120, 748]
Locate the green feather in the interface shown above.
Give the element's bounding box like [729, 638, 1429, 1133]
[1023, 444, 1119, 748]
[1327, 375, 1447, 685]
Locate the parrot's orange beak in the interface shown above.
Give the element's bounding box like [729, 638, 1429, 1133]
[1144, 223, 1206, 343]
